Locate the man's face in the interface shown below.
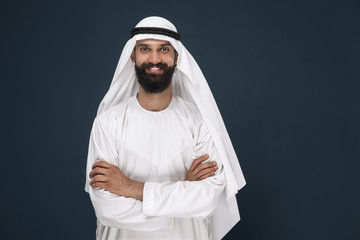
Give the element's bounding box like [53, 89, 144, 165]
[131, 39, 177, 94]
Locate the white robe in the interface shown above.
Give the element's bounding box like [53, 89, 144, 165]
[85, 95, 226, 240]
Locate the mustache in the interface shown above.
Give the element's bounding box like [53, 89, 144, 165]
[140, 62, 169, 69]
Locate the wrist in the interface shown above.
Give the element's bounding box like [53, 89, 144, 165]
[127, 180, 144, 201]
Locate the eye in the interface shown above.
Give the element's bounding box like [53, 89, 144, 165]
[160, 47, 170, 52]
[139, 47, 149, 52]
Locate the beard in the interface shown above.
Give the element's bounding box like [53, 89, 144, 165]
[135, 62, 176, 94]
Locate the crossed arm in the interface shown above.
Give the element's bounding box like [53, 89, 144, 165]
[89, 154, 218, 201]
[86, 116, 225, 230]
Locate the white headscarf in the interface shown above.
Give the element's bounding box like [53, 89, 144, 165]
[97, 16, 246, 240]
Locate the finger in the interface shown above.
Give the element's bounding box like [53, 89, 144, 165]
[91, 181, 106, 190]
[193, 161, 216, 176]
[190, 155, 209, 170]
[199, 171, 216, 180]
[196, 165, 218, 179]
[189, 154, 209, 171]
[89, 167, 110, 178]
[90, 175, 108, 185]
[194, 161, 217, 173]
[92, 160, 112, 169]
[186, 174, 199, 181]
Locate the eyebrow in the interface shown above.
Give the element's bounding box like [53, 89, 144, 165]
[160, 43, 172, 47]
[137, 44, 149, 47]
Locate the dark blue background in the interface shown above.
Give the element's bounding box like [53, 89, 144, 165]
[1, 0, 359, 239]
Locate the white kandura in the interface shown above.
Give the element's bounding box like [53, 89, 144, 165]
[85, 16, 246, 240]
[87, 96, 225, 240]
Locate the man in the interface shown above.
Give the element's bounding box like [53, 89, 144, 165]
[85, 16, 246, 240]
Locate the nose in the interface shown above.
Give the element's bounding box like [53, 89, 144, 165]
[149, 51, 161, 65]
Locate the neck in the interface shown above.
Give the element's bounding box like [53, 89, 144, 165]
[137, 84, 173, 112]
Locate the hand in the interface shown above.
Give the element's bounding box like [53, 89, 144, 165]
[89, 160, 144, 200]
[186, 154, 218, 181]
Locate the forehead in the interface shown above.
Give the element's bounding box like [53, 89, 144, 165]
[135, 39, 173, 48]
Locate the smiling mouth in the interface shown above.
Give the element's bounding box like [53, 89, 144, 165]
[146, 67, 163, 74]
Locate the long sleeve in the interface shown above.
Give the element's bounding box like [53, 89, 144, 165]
[85, 116, 173, 231]
[142, 119, 226, 219]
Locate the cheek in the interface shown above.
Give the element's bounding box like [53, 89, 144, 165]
[134, 52, 147, 64]
[134, 58, 146, 67]
[166, 55, 176, 65]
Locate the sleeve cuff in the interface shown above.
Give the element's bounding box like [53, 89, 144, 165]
[143, 182, 157, 216]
